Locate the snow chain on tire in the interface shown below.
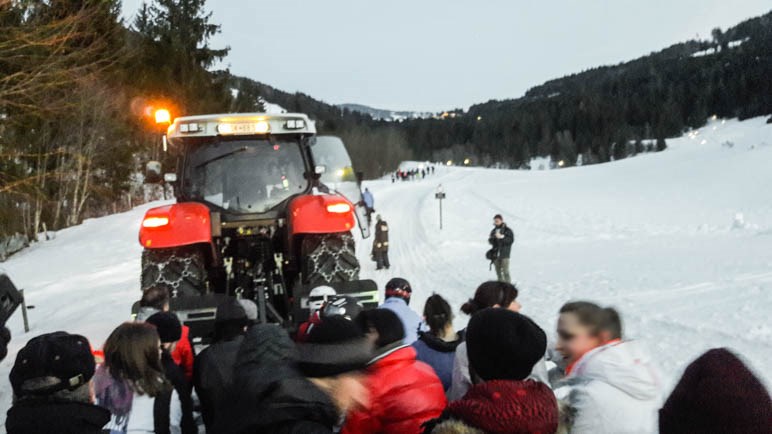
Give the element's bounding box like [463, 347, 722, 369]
[303, 232, 360, 286]
[141, 246, 207, 296]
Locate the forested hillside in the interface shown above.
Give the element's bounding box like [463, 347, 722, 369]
[0, 0, 233, 243]
[399, 11, 771, 166]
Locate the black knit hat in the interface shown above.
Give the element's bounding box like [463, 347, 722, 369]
[308, 315, 363, 343]
[216, 299, 248, 324]
[297, 316, 372, 378]
[10, 331, 95, 397]
[466, 308, 546, 381]
[146, 312, 182, 343]
[660, 348, 772, 434]
[355, 308, 405, 348]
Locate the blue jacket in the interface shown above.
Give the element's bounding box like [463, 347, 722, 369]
[363, 190, 374, 209]
[379, 297, 423, 344]
[412, 331, 465, 391]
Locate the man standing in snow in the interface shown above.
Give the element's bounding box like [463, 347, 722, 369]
[372, 215, 390, 270]
[489, 214, 514, 283]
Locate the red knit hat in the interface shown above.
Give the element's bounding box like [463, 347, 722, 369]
[447, 380, 558, 434]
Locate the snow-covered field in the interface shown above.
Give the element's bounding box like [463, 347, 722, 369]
[1, 117, 770, 427]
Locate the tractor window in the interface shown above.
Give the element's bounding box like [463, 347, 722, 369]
[184, 139, 307, 213]
[311, 136, 371, 238]
[311, 136, 358, 193]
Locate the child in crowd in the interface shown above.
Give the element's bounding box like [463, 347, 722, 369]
[412, 294, 464, 391]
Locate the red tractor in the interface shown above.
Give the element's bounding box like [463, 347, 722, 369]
[138, 113, 376, 342]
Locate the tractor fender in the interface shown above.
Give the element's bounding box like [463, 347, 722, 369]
[139, 203, 212, 249]
[289, 194, 356, 235]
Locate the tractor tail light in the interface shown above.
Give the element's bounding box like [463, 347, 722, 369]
[326, 203, 352, 214]
[142, 216, 170, 228]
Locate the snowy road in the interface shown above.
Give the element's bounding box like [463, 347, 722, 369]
[0, 117, 770, 428]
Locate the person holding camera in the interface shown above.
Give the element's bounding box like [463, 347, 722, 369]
[487, 214, 514, 283]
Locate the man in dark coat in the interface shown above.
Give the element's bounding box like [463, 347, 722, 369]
[372, 214, 390, 270]
[214, 321, 373, 434]
[488, 214, 514, 282]
[194, 300, 249, 431]
[6, 332, 111, 434]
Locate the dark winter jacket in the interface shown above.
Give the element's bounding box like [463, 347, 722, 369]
[341, 345, 447, 434]
[6, 400, 111, 434]
[488, 224, 514, 259]
[373, 220, 390, 253]
[424, 380, 558, 434]
[214, 324, 340, 434]
[412, 330, 465, 391]
[194, 334, 244, 431]
[161, 351, 197, 434]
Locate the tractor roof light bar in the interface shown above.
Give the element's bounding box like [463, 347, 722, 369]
[167, 113, 316, 139]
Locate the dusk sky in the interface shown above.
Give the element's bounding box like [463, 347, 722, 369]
[121, 1, 770, 112]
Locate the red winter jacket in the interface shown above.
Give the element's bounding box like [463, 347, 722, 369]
[341, 345, 446, 434]
[172, 325, 194, 382]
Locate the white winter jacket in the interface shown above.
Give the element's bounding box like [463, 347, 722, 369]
[556, 340, 662, 434]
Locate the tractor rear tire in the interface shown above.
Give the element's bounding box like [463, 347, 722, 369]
[302, 232, 360, 287]
[141, 245, 207, 296]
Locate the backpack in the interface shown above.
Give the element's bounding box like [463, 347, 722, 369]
[485, 248, 498, 261]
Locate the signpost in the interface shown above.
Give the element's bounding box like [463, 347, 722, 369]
[435, 184, 446, 230]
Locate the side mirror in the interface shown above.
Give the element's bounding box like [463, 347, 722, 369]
[145, 161, 163, 184]
[164, 173, 177, 183]
[0, 274, 23, 325]
[314, 165, 327, 175]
